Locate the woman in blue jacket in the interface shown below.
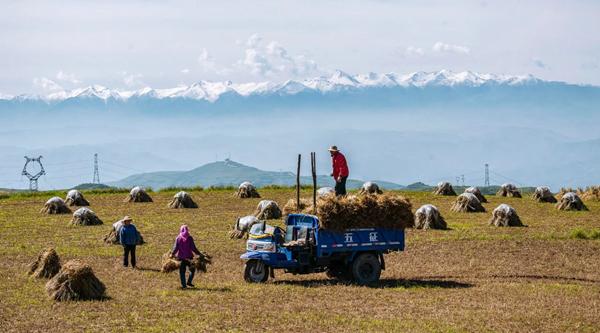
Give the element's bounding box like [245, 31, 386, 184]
[119, 216, 140, 268]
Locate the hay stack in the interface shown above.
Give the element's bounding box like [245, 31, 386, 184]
[315, 193, 414, 231]
[581, 186, 600, 201]
[28, 248, 61, 279]
[532, 186, 557, 203]
[414, 204, 447, 230]
[168, 191, 198, 209]
[45, 260, 106, 301]
[282, 198, 313, 216]
[229, 215, 261, 239]
[161, 251, 212, 273]
[41, 197, 71, 214]
[359, 181, 383, 195]
[433, 182, 457, 196]
[236, 181, 260, 198]
[64, 189, 89, 206]
[464, 186, 487, 203]
[254, 200, 282, 220]
[103, 219, 144, 245]
[556, 192, 588, 211]
[489, 204, 523, 227]
[71, 207, 103, 226]
[317, 187, 335, 198]
[497, 183, 522, 198]
[124, 186, 153, 203]
[451, 193, 485, 213]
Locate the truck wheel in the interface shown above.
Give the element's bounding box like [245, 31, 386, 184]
[244, 260, 269, 283]
[351, 253, 381, 285]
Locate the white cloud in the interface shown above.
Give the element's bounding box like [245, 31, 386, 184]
[404, 46, 425, 57]
[33, 77, 63, 92]
[432, 42, 470, 55]
[122, 72, 145, 87]
[180, 68, 190, 74]
[237, 34, 320, 78]
[56, 70, 81, 84]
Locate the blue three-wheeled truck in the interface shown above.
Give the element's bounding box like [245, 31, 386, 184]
[240, 213, 405, 285]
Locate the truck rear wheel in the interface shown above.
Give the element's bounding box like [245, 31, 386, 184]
[244, 259, 269, 283]
[351, 253, 381, 285]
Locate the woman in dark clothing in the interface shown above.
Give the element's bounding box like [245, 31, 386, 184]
[171, 225, 201, 288]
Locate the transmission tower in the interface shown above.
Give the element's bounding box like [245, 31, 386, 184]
[93, 153, 100, 184]
[461, 174, 465, 186]
[484, 163, 490, 186]
[22, 156, 46, 191]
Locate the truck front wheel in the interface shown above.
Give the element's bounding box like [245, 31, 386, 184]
[351, 253, 381, 285]
[244, 259, 269, 283]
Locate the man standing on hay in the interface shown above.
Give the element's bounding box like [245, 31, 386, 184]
[119, 216, 140, 269]
[329, 145, 349, 196]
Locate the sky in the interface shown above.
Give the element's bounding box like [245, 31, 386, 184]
[1, 0, 599, 95]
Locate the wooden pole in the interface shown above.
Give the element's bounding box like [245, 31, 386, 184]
[296, 154, 301, 211]
[311, 152, 317, 214]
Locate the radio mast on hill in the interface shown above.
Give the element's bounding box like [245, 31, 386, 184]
[93, 153, 100, 184]
[22, 156, 46, 191]
[484, 163, 490, 186]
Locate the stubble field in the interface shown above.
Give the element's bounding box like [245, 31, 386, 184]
[0, 188, 599, 332]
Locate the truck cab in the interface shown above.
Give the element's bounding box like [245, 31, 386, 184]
[241, 214, 405, 285]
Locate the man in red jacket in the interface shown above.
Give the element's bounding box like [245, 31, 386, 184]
[329, 145, 349, 196]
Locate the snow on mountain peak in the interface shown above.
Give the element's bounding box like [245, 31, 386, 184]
[3, 70, 546, 103]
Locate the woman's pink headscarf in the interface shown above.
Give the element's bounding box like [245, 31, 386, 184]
[178, 225, 190, 242]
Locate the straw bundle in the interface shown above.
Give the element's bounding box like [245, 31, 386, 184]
[71, 207, 103, 226]
[317, 187, 335, 198]
[65, 189, 90, 206]
[464, 186, 487, 203]
[451, 193, 486, 213]
[235, 181, 260, 198]
[161, 251, 212, 273]
[28, 248, 61, 279]
[315, 193, 414, 231]
[254, 200, 282, 220]
[229, 215, 261, 239]
[124, 186, 153, 203]
[45, 260, 106, 301]
[433, 182, 457, 196]
[168, 191, 198, 209]
[41, 197, 71, 214]
[489, 204, 523, 227]
[556, 192, 588, 211]
[359, 181, 383, 195]
[532, 186, 557, 203]
[102, 219, 144, 245]
[497, 183, 522, 198]
[414, 204, 447, 230]
[282, 198, 313, 216]
[581, 186, 600, 201]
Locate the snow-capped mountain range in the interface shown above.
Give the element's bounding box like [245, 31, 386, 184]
[1, 70, 546, 103]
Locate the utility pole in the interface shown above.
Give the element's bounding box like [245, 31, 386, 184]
[93, 153, 100, 184]
[22, 156, 46, 191]
[484, 163, 490, 186]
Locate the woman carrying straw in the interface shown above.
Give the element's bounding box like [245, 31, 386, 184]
[171, 225, 201, 289]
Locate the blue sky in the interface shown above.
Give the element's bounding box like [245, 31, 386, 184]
[1, 0, 599, 94]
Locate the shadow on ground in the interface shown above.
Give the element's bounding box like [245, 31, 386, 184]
[273, 278, 473, 289]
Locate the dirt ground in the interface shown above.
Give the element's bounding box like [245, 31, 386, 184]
[0, 189, 599, 332]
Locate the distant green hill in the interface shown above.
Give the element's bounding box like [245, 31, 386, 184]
[107, 159, 405, 190]
[73, 183, 113, 190]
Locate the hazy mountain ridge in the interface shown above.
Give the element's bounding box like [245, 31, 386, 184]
[107, 159, 405, 190]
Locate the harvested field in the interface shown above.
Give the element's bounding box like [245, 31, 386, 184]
[1, 189, 600, 332]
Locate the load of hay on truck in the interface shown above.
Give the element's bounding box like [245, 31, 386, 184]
[240, 214, 405, 285]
